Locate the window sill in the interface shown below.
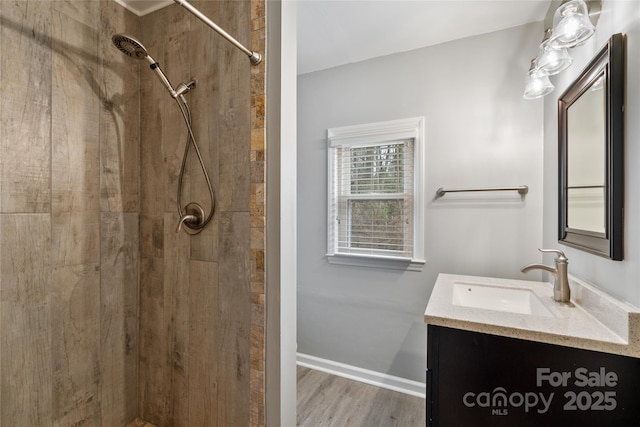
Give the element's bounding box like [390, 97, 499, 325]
[326, 253, 425, 271]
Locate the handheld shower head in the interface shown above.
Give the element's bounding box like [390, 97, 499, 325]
[112, 34, 149, 60]
[112, 33, 178, 98]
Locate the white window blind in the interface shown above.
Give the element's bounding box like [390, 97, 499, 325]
[332, 140, 414, 257]
[326, 117, 425, 270]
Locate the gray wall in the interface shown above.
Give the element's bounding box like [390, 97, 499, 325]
[297, 22, 545, 383]
[542, 1, 640, 306]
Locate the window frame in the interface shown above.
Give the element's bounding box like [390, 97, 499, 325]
[326, 117, 426, 271]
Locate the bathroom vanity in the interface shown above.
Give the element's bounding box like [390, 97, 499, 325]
[424, 274, 640, 427]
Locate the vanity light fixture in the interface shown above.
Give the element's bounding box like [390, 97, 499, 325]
[534, 28, 573, 76]
[523, 0, 601, 100]
[549, 0, 596, 49]
[523, 59, 555, 100]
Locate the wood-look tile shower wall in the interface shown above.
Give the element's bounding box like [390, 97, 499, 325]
[0, 0, 140, 425]
[139, 1, 266, 426]
[0, 0, 265, 425]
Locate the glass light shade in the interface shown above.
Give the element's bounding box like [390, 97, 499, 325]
[534, 39, 573, 76]
[549, 0, 595, 49]
[523, 74, 554, 100]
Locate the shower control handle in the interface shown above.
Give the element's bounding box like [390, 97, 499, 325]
[176, 203, 206, 234]
[176, 214, 198, 233]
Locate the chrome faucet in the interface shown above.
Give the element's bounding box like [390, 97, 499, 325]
[521, 249, 572, 305]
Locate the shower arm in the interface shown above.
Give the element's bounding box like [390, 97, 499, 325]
[173, 0, 262, 65]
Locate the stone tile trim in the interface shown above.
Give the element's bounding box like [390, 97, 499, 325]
[249, 0, 267, 426]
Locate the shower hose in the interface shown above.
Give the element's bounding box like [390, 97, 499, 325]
[174, 95, 215, 235]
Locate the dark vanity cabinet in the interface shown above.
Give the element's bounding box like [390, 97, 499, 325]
[426, 325, 640, 427]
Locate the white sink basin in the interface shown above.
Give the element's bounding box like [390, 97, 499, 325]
[452, 282, 554, 318]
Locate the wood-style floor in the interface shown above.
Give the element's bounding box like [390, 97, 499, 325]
[297, 366, 426, 427]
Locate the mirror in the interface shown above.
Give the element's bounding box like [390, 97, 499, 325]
[558, 33, 624, 260]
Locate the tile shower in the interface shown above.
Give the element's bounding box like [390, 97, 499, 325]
[0, 0, 266, 425]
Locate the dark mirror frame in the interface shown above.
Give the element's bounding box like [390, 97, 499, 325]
[558, 33, 625, 260]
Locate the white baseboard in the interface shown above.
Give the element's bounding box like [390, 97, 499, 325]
[296, 353, 426, 399]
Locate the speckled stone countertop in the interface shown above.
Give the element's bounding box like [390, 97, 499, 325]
[425, 274, 640, 358]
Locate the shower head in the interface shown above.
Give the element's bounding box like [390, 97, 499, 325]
[112, 34, 149, 60]
[112, 33, 179, 98]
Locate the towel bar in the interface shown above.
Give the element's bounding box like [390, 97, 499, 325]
[436, 185, 528, 198]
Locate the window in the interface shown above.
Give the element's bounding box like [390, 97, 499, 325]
[327, 117, 425, 270]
